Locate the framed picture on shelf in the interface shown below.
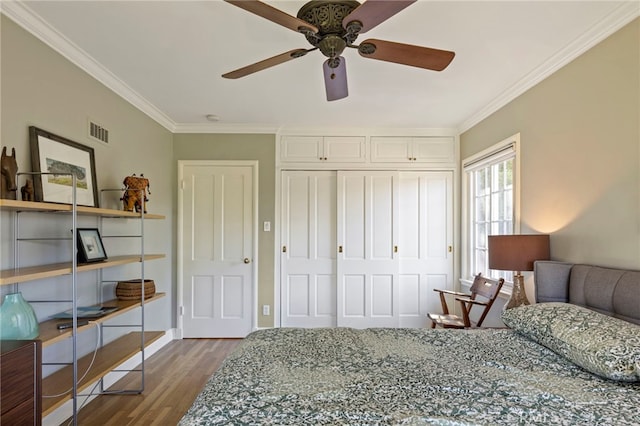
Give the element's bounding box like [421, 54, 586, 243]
[77, 228, 108, 263]
[29, 126, 99, 207]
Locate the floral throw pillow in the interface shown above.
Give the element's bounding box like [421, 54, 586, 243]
[502, 302, 640, 382]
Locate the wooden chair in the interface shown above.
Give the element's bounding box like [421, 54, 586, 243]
[427, 274, 505, 328]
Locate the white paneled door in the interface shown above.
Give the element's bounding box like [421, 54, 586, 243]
[180, 162, 254, 338]
[279, 170, 453, 329]
[337, 171, 400, 328]
[398, 172, 453, 327]
[281, 171, 337, 327]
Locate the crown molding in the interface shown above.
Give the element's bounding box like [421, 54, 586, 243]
[458, 1, 640, 134]
[1, 1, 178, 133]
[276, 126, 459, 137]
[173, 123, 281, 134]
[173, 123, 460, 135]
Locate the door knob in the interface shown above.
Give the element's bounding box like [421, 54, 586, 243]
[243, 258, 251, 264]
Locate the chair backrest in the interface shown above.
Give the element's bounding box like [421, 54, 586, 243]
[470, 274, 503, 299]
[469, 274, 505, 327]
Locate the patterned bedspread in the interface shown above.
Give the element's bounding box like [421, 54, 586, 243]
[179, 327, 640, 425]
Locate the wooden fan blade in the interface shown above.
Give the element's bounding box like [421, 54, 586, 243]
[323, 57, 348, 101]
[343, 0, 415, 34]
[358, 39, 455, 71]
[222, 49, 311, 79]
[225, 0, 318, 34]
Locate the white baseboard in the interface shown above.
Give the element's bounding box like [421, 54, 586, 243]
[43, 329, 176, 426]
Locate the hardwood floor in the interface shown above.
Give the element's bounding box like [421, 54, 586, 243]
[67, 338, 241, 425]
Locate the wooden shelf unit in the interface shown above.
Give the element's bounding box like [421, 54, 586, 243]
[42, 331, 164, 416]
[38, 293, 166, 348]
[1, 197, 166, 422]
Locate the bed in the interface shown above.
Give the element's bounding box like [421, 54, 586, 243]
[180, 261, 640, 425]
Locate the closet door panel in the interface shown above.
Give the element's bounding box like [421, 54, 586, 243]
[343, 274, 366, 317]
[316, 274, 336, 317]
[281, 171, 337, 327]
[399, 274, 420, 316]
[398, 171, 453, 328]
[371, 275, 394, 317]
[337, 171, 399, 328]
[341, 174, 366, 260]
[287, 275, 310, 316]
[287, 177, 310, 259]
[371, 175, 394, 260]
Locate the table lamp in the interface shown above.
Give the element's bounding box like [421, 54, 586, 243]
[488, 234, 550, 310]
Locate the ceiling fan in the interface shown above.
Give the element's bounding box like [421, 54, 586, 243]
[222, 0, 455, 101]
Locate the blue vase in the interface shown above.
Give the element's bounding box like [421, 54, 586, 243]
[0, 292, 39, 340]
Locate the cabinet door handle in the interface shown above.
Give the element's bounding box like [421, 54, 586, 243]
[394, 245, 398, 253]
[244, 258, 251, 264]
[338, 245, 343, 253]
[282, 246, 287, 253]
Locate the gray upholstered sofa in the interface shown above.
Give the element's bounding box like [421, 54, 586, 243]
[534, 260, 640, 325]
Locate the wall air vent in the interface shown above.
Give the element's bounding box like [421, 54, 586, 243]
[88, 119, 109, 145]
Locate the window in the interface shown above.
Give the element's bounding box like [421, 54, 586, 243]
[462, 134, 520, 284]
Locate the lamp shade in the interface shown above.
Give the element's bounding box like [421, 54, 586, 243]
[488, 234, 550, 272]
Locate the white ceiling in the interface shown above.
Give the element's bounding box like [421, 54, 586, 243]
[4, 1, 639, 133]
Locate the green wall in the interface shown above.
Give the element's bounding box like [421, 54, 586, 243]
[172, 133, 276, 328]
[1, 15, 174, 331]
[460, 18, 640, 269]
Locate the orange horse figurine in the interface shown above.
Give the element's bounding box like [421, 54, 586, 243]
[1, 147, 18, 200]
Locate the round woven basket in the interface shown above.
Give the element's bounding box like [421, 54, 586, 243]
[116, 279, 156, 300]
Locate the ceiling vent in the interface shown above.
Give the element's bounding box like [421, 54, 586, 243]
[88, 119, 109, 145]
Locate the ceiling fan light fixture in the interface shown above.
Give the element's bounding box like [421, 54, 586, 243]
[323, 56, 348, 101]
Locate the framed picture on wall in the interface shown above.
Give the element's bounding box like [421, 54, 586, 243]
[29, 126, 99, 207]
[77, 228, 108, 263]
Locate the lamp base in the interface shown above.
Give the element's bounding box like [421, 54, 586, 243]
[503, 274, 530, 311]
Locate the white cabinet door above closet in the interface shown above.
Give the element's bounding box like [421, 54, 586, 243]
[370, 137, 454, 164]
[280, 136, 366, 163]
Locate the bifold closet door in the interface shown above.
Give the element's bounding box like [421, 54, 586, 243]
[281, 171, 337, 327]
[398, 171, 454, 327]
[337, 171, 399, 328]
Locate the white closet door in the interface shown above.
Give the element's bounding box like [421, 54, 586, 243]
[281, 171, 337, 327]
[337, 171, 399, 328]
[398, 171, 454, 327]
